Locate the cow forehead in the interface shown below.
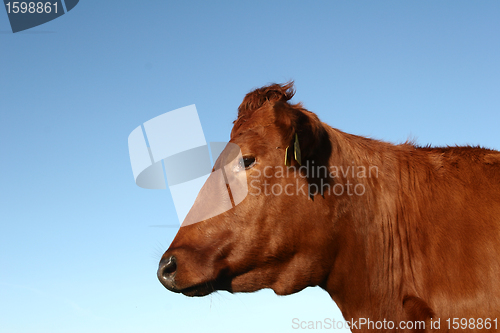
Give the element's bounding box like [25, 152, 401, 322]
[231, 125, 283, 155]
[231, 107, 284, 142]
[232, 104, 276, 131]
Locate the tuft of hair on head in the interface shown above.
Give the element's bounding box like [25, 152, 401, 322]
[237, 81, 295, 119]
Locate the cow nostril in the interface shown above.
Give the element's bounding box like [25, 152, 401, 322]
[158, 256, 180, 291]
[163, 259, 176, 275]
[159, 256, 177, 278]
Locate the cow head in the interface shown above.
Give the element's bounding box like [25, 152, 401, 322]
[157, 83, 338, 297]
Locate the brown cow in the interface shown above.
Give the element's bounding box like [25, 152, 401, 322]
[158, 82, 500, 332]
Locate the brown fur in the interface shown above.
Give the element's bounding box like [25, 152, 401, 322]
[159, 83, 500, 332]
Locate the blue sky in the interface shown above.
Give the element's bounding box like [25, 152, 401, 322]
[1, 1, 499, 332]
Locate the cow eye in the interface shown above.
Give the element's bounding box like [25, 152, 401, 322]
[233, 156, 256, 173]
[243, 156, 256, 169]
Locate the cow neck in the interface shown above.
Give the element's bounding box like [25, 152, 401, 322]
[322, 127, 422, 323]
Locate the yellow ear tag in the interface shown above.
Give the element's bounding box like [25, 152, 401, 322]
[294, 133, 302, 165]
[284, 146, 291, 166]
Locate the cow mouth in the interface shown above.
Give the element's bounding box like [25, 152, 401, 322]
[162, 277, 232, 296]
[158, 272, 218, 296]
[177, 282, 216, 297]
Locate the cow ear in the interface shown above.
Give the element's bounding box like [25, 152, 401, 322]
[274, 101, 327, 164]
